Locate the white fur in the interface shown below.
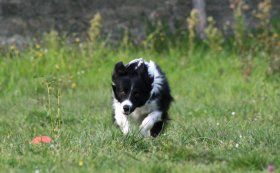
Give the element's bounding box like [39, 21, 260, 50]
[113, 99, 130, 134]
[121, 99, 132, 108]
[114, 98, 160, 137]
[126, 58, 144, 69]
[139, 111, 162, 137]
[115, 113, 130, 134]
[147, 60, 164, 94]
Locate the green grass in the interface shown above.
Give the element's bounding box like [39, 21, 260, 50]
[0, 44, 279, 173]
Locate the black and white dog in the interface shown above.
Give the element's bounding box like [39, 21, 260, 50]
[112, 58, 173, 137]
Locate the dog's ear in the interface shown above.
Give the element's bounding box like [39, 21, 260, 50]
[137, 63, 153, 84]
[113, 62, 126, 81]
[114, 61, 126, 76]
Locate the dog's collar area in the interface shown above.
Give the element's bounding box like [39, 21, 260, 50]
[146, 93, 157, 104]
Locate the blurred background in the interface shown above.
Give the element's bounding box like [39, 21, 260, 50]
[0, 0, 279, 47]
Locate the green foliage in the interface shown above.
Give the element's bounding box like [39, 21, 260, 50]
[204, 17, 224, 52]
[186, 9, 200, 53]
[0, 2, 280, 172]
[254, 0, 272, 29]
[143, 21, 168, 53]
[0, 39, 280, 172]
[230, 0, 250, 53]
[42, 30, 59, 50]
[121, 28, 134, 50]
[88, 12, 102, 44]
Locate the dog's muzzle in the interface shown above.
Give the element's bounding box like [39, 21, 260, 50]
[123, 105, 131, 115]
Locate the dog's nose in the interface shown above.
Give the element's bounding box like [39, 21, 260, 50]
[123, 105, 130, 114]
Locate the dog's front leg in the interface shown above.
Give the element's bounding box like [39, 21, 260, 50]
[139, 111, 162, 137]
[115, 113, 130, 135]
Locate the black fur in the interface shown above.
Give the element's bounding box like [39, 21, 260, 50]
[112, 59, 173, 137]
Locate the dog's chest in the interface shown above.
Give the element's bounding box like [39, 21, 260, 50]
[129, 100, 157, 124]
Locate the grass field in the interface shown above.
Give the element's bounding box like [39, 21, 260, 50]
[0, 43, 279, 173]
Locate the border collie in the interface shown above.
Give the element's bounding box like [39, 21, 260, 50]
[112, 58, 173, 137]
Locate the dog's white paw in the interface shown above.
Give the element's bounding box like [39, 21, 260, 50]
[139, 117, 154, 137]
[140, 128, 151, 137]
[122, 125, 130, 135]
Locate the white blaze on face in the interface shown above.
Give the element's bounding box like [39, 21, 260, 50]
[121, 99, 132, 108]
[120, 83, 134, 113]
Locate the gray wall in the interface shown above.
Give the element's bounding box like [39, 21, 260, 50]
[0, 0, 279, 46]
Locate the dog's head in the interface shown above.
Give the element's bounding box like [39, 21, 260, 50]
[112, 61, 153, 115]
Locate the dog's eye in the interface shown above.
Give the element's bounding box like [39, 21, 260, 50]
[134, 92, 140, 97]
[120, 90, 126, 96]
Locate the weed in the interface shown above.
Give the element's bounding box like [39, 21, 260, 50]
[88, 12, 102, 45]
[204, 17, 224, 52]
[186, 9, 199, 53]
[230, 0, 249, 53]
[143, 21, 168, 53]
[121, 28, 133, 51]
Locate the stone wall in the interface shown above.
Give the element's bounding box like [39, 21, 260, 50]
[0, 0, 279, 46]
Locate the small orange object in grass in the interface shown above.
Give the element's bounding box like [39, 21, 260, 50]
[32, 136, 52, 144]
